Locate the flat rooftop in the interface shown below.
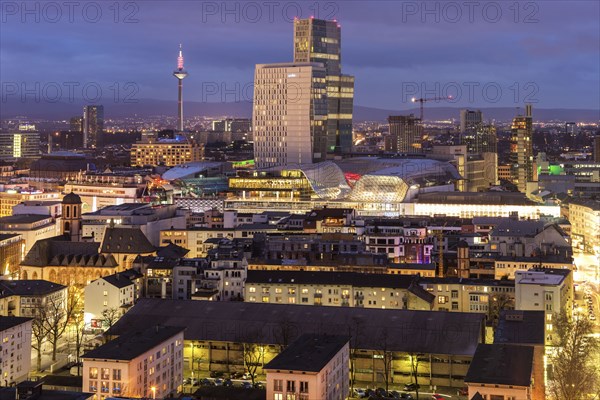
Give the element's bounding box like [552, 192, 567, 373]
[516, 268, 570, 286]
[264, 334, 348, 373]
[110, 299, 485, 356]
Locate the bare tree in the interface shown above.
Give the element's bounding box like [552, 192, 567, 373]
[72, 310, 86, 375]
[242, 342, 266, 385]
[31, 306, 49, 371]
[374, 328, 394, 392]
[43, 296, 68, 362]
[549, 312, 600, 400]
[273, 317, 296, 351]
[44, 287, 83, 362]
[101, 307, 121, 330]
[487, 292, 514, 327]
[408, 352, 424, 400]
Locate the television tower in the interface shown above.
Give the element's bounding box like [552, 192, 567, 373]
[173, 44, 188, 132]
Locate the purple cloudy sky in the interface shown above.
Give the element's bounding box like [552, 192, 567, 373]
[1, 0, 599, 110]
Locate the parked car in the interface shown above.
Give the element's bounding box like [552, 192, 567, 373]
[200, 378, 214, 386]
[399, 394, 414, 399]
[229, 372, 242, 379]
[241, 381, 253, 389]
[210, 371, 224, 378]
[431, 394, 445, 400]
[214, 378, 224, 386]
[223, 378, 233, 387]
[242, 372, 252, 380]
[254, 382, 265, 389]
[375, 388, 388, 397]
[354, 388, 367, 398]
[457, 387, 468, 395]
[403, 383, 420, 391]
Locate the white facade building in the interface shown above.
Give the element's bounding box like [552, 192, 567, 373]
[515, 268, 573, 343]
[84, 271, 141, 329]
[253, 62, 328, 169]
[82, 325, 184, 400]
[265, 334, 349, 400]
[0, 317, 32, 385]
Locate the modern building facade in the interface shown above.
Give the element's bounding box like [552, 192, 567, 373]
[293, 18, 354, 155]
[253, 62, 328, 169]
[460, 109, 498, 155]
[130, 136, 203, 167]
[83, 105, 104, 148]
[387, 115, 423, 153]
[568, 198, 600, 254]
[510, 104, 534, 192]
[0, 131, 40, 161]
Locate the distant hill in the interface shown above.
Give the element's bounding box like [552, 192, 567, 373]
[1, 98, 598, 123]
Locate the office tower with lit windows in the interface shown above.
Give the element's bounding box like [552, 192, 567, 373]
[293, 18, 354, 155]
[131, 135, 203, 167]
[0, 125, 40, 161]
[510, 104, 534, 193]
[387, 114, 423, 153]
[253, 62, 327, 169]
[83, 105, 104, 148]
[460, 109, 497, 155]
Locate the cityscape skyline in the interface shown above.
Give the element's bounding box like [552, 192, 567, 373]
[1, 1, 599, 111]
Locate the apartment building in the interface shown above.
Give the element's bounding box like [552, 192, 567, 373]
[0, 316, 32, 384]
[514, 268, 573, 343]
[84, 270, 143, 329]
[245, 270, 434, 310]
[0, 280, 67, 318]
[265, 334, 349, 400]
[568, 199, 600, 253]
[82, 325, 185, 400]
[466, 344, 540, 400]
[419, 277, 515, 314]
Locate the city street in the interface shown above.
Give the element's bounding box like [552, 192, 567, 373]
[573, 251, 600, 333]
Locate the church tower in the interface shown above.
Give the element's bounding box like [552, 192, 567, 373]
[62, 192, 82, 241]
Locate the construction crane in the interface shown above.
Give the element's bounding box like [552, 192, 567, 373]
[411, 96, 453, 122]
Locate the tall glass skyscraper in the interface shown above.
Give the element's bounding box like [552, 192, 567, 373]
[293, 18, 354, 155]
[460, 109, 497, 154]
[83, 105, 104, 148]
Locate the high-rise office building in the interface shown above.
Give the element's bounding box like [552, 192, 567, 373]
[253, 63, 327, 169]
[70, 116, 83, 132]
[460, 109, 497, 154]
[0, 126, 40, 161]
[387, 115, 423, 153]
[293, 18, 354, 155]
[594, 135, 600, 163]
[83, 105, 104, 148]
[510, 104, 534, 193]
[131, 134, 203, 167]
